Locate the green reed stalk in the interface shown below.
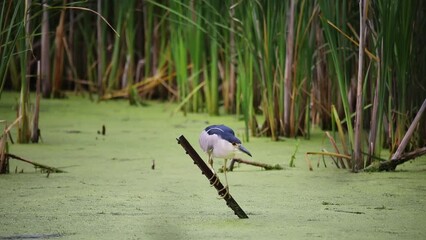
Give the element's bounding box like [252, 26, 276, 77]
[353, 0, 368, 171]
[171, 31, 189, 113]
[77, 14, 97, 91]
[143, 2, 154, 79]
[123, 0, 136, 88]
[248, 1, 281, 140]
[369, 0, 398, 163]
[236, 46, 254, 141]
[169, 0, 192, 113]
[201, 0, 227, 115]
[283, 0, 296, 137]
[208, 30, 219, 115]
[187, 1, 204, 112]
[234, 4, 255, 138]
[393, 0, 414, 150]
[149, 0, 212, 113]
[293, 0, 315, 138]
[96, 0, 104, 97]
[319, 0, 354, 150]
[17, 0, 31, 143]
[0, 1, 23, 96]
[107, 2, 124, 91]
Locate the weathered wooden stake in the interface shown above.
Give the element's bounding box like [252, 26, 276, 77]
[176, 135, 249, 219]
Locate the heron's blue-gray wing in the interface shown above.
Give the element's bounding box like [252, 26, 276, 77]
[205, 125, 241, 144]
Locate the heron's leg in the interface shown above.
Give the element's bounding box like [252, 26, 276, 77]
[223, 159, 229, 190]
[207, 153, 220, 186]
[215, 159, 231, 199]
[208, 153, 215, 174]
[217, 174, 230, 199]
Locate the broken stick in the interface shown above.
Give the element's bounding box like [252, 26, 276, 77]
[228, 158, 283, 171]
[364, 99, 426, 172]
[6, 153, 66, 173]
[176, 135, 248, 219]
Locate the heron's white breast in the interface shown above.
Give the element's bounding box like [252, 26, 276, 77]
[199, 130, 236, 158]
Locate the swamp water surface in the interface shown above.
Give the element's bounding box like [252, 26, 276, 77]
[0, 92, 425, 239]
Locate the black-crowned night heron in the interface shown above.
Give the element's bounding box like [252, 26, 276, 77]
[199, 125, 252, 194]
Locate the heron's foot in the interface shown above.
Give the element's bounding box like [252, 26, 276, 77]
[218, 166, 230, 173]
[217, 185, 230, 199]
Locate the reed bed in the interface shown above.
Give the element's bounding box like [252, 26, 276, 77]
[0, 0, 424, 170]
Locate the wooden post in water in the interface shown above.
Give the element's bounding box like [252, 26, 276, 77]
[176, 135, 249, 219]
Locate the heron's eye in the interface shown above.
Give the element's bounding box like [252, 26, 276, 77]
[232, 142, 237, 146]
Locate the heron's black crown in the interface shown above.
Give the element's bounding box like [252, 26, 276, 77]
[204, 125, 241, 144]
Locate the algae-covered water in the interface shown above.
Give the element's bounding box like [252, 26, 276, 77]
[0, 92, 425, 239]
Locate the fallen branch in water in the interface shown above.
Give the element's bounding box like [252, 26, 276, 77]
[364, 99, 426, 172]
[227, 158, 283, 171]
[363, 147, 426, 172]
[6, 153, 66, 173]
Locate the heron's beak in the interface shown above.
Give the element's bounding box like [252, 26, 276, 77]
[238, 145, 252, 157]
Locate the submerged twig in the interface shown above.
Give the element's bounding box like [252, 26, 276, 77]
[1, 117, 22, 173]
[6, 153, 66, 173]
[227, 158, 283, 171]
[305, 151, 351, 171]
[325, 131, 347, 168]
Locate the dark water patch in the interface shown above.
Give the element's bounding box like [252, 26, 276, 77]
[371, 205, 393, 210]
[324, 208, 365, 214]
[382, 192, 397, 197]
[307, 218, 321, 222]
[64, 130, 81, 134]
[321, 201, 340, 206]
[244, 211, 262, 216]
[110, 157, 141, 162]
[0, 233, 72, 239]
[96, 211, 146, 216]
